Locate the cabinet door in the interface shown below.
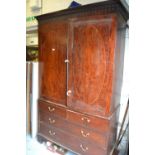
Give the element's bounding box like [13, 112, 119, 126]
[39, 21, 67, 105]
[67, 16, 116, 117]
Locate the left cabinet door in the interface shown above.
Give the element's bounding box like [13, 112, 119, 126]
[39, 21, 68, 106]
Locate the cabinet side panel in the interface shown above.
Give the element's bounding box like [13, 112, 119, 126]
[110, 22, 126, 114]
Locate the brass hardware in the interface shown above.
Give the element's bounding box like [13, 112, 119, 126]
[49, 118, 56, 124]
[48, 107, 55, 112]
[64, 59, 69, 63]
[81, 130, 90, 137]
[80, 144, 88, 152]
[67, 90, 72, 96]
[52, 48, 55, 51]
[81, 117, 91, 123]
[49, 130, 56, 136]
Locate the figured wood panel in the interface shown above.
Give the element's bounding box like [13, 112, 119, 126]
[68, 16, 117, 117]
[39, 21, 68, 105]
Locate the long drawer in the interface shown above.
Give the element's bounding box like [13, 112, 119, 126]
[38, 100, 111, 134]
[38, 123, 107, 155]
[39, 111, 108, 149]
[67, 110, 110, 132]
[38, 100, 66, 117]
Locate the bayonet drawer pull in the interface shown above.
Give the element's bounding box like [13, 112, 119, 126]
[81, 117, 91, 123]
[81, 130, 90, 137]
[49, 130, 56, 136]
[49, 118, 56, 124]
[80, 144, 88, 152]
[48, 107, 55, 112]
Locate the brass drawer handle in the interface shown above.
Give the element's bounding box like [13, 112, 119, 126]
[48, 107, 55, 112]
[81, 117, 91, 123]
[81, 130, 90, 137]
[80, 144, 88, 152]
[49, 130, 56, 136]
[49, 118, 56, 124]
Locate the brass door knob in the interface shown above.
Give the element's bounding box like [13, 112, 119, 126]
[67, 90, 72, 96]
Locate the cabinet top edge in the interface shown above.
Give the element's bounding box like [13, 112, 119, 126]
[36, 0, 128, 22]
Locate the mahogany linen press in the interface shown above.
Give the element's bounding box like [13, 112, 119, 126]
[36, 1, 128, 155]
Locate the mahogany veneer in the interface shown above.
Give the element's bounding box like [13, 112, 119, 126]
[36, 1, 128, 154]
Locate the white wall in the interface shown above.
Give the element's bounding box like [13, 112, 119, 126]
[26, 0, 109, 29]
[26, 0, 128, 44]
[31, 63, 38, 138]
[118, 28, 129, 131]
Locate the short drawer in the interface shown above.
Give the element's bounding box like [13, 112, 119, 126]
[64, 121, 108, 150]
[38, 123, 67, 145]
[38, 100, 66, 117]
[67, 110, 110, 132]
[38, 124, 107, 155]
[39, 111, 67, 129]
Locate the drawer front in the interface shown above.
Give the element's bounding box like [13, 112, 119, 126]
[39, 111, 67, 129]
[39, 111, 108, 149]
[66, 138, 107, 155]
[38, 100, 66, 117]
[38, 124, 107, 155]
[67, 110, 110, 132]
[38, 123, 68, 145]
[64, 122, 108, 150]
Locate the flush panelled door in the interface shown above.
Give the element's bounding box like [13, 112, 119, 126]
[67, 16, 117, 117]
[36, 1, 128, 155]
[39, 21, 68, 106]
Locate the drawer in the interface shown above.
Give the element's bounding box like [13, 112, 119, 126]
[71, 141, 107, 155]
[39, 111, 67, 129]
[38, 123, 68, 145]
[38, 100, 66, 117]
[38, 124, 107, 155]
[67, 110, 110, 132]
[39, 111, 108, 149]
[64, 121, 108, 150]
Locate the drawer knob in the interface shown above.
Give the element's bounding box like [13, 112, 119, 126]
[81, 117, 91, 123]
[80, 144, 88, 152]
[48, 107, 55, 112]
[49, 118, 56, 124]
[49, 130, 56, 136]
[81, 130, 90, 137]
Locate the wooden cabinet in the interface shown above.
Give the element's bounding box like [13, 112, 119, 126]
[36, 1, 128, 155]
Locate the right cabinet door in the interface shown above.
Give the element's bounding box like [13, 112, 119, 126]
[67, 16, 117, 117]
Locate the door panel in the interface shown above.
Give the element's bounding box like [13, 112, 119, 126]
[68, 16, 116, 116]
[39, 21, 68, 105]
